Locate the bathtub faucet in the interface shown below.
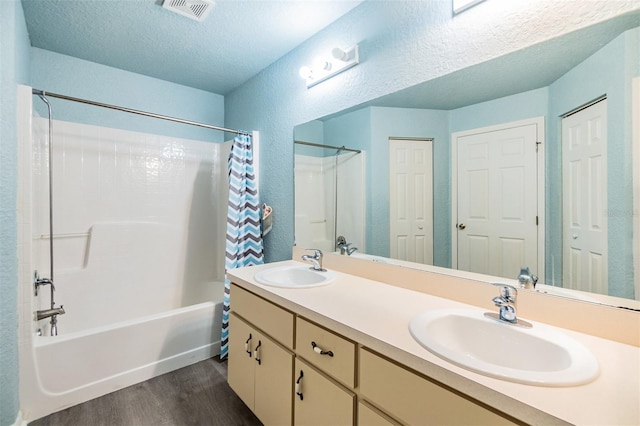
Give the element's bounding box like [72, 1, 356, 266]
[35, 305, 65, 336]
[36, 305, 65, 321]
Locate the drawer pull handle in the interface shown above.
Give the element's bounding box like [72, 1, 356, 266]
[295, 370, 304, 400]
[245, 334, 252, 357]
[311, 341, 334, 357]
[254, 340, 262, 365]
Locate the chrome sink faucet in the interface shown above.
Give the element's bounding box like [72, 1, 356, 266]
[336, 235, 357, 255]
[339, 243, 358, 256]
[487, 284, 532, 328]
[302, 249, 326, 271]
[518, 266, 538, 289]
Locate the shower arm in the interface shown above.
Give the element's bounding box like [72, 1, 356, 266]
[37, 93, 56, 310]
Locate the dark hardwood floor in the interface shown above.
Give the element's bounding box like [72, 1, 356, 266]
[30, 357, 262, 426]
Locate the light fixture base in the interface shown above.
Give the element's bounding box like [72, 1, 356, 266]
[305, 45, 359, 89]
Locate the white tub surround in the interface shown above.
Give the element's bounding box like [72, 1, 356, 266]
[17, 87, 230, 422]
[228, 260, 640, 425]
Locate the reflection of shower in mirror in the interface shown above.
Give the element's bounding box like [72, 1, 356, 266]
[294, 140, 364, 253]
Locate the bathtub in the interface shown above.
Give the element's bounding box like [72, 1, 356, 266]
[20, 221, 225, 421]
[22, 299, 221, 421]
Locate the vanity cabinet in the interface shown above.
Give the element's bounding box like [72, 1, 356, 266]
[228, 282, 516, 426]
[359, 348, 515, 425]
[228, 285, 295, 426]
[294, 357, 355, 425]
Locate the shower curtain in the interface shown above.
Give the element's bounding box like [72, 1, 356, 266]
[221, 133, 264, 359]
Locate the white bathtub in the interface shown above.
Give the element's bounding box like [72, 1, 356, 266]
[22, 299, 221, 421]
[20, 222, 225, 421]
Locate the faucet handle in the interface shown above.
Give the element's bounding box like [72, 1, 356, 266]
[304, 248, 322, 259]
[492, 283, 517, 302]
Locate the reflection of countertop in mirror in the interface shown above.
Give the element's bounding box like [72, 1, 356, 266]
[347, 251, 640, 311]
[229, 260, 640, 425]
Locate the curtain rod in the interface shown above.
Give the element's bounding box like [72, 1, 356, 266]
[294, 140, 361, 154]
[31, 89, 248, 136]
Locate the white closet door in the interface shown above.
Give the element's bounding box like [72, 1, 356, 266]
[562, 99, 608, 295]
[389, 138, 433, 264]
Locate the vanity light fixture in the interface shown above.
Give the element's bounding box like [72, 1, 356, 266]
[299, 45, 359, 89]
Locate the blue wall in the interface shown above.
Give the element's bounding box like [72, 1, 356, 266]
[31, 48, 225, 143]
[293, 119, 324, 157]
[0, 1, 31, 424]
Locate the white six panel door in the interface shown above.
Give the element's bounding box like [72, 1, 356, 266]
[562, 99, 608, 295]
[456, 122, 539, 278]
[389, 138, 434, 264]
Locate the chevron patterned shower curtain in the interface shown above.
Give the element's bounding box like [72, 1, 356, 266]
[220, 133, 264, 359]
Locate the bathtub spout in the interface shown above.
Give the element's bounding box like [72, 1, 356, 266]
[36, 306, 65, 336]
[35, 305, 65, 321]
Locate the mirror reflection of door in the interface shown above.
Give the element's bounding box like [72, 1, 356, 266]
[453, 118, 543, 278]
[389, 138, 434, 264]
[562, 98, 608, 295]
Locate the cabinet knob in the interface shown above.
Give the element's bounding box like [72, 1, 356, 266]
[311, 341, 334, 357]
[295, 370, 304, 400]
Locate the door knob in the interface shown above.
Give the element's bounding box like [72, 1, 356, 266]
[458, 223, 466, 230]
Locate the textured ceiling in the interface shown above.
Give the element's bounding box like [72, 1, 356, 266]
[21, 0, 362, 95]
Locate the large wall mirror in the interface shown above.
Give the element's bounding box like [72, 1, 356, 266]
[294, 12, 640, 310]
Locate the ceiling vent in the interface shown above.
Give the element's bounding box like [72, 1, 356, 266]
[162, 0, 215, 22]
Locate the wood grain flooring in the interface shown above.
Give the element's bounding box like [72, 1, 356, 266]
[30, 357, 262, 426]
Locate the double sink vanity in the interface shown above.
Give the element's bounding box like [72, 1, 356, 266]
[226, 249, 640, 425]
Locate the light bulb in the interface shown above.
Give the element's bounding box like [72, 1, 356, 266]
[313, 56, 332, 72]
[332, 47, 348, 61]
[299, 66, 313, 80]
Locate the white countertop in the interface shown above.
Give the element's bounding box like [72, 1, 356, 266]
[228, 260, 640, 426]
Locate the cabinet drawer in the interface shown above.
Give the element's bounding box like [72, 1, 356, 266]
[294, 358, 355, 426]
[296, 317, 356, 387]
[359, 348, 516, 426]
[231, 284, 294, 348]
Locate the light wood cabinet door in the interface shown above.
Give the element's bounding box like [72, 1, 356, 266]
[228, 313, 255, 409]
[358, 402, 399, 426]
[228, 313, 294, 426]
[254, 329, 294, 426]
[294, 358, 355, 426]
[359, 348, 516, 426]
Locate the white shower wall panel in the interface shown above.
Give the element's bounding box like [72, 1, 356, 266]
[294, 152, 365, 252]
[31, 118, 229, 333]
[294, 154, 333, 251]
[336, 152, 366, 251]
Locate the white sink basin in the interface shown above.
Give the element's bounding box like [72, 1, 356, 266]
[409, 309, 599, 386]
[254, 265, 336, 288]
